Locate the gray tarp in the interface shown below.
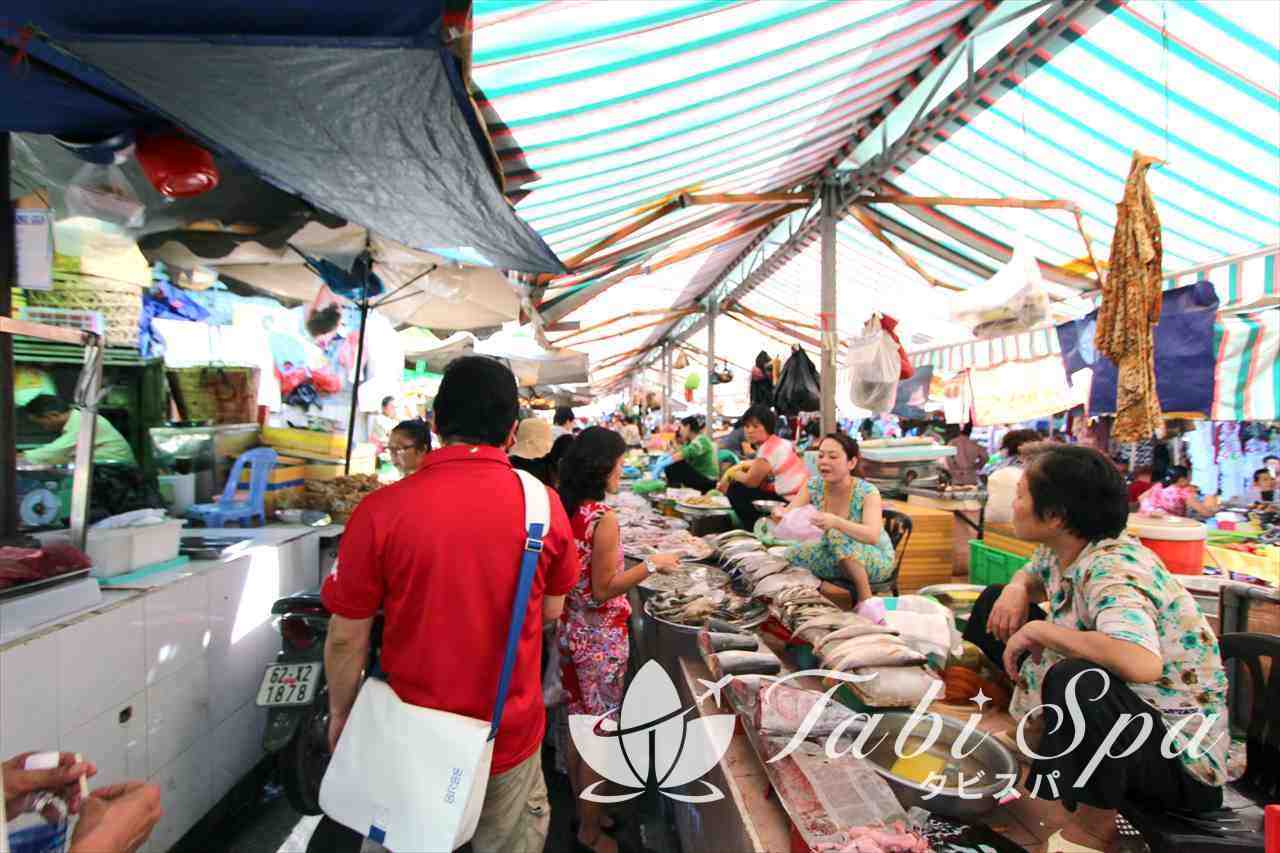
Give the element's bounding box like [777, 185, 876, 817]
[65, 40, 563, 274]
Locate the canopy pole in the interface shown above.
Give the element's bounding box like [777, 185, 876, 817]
[662, 343, 672, 427]
[820, 181, 838, 436]
[706, 300, 717, 427]
[344, 285, 370, 476]
[1, 133, 15, 539]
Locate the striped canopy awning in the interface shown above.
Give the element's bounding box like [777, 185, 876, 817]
[468, 0, 1278, 396]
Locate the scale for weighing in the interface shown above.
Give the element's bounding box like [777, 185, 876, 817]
[15, 465, 73, 529]
[857, 442, 957, 498]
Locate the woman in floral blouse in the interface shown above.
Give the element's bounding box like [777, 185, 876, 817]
[556, 427, 677, 853]
[964, 445, 1227, 853]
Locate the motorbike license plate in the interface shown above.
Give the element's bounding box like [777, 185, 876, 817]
[256, 663, 321, 707]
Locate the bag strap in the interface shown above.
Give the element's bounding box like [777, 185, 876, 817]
[489, 469, 551, 740]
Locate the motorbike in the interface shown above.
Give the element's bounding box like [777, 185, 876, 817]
[259, 591, 382, 815]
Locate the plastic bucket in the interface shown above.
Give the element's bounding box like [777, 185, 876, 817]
[1127, 514, 1207, 575]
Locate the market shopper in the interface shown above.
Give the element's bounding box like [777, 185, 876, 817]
[775, 434, 895, 610]
[719, 405, 806, 529]
[963, 445, 1227, 852]
[1126, 465, 1156, 508]
[319, 356, 580, 853]
[386, 419, 431, 477]
[1244, 468, 1275, 504]
[20, 395, 136, 466]
[979, 427, 1041, 477]
[369, 395, 397, 459]
[619, 415, 642, 448]
[557, 427, 678, 853]
[1138, 464, 1220, 517]
[553, 406, 576, 438]
[663, 415, 719, 492]
[510, 417, 557, 485]
[945, 423, 987, 486]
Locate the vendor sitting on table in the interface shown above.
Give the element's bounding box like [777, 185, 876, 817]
[964, 445, 1227, 853]
[774, 433, 895, 611]
[718, 405, 806, 530]
[20, 395, 136, 467]
[663, 415, 719, 493]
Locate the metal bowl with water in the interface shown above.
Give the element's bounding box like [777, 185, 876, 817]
[856, 711, 1019, 818]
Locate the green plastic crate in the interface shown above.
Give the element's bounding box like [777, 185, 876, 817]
[969, 540, 1030, 586]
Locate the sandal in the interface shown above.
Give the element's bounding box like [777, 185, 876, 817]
[1046, 830, 1106, 853]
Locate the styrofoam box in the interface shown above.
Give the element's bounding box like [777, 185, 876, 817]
[86, 520, 185, 578]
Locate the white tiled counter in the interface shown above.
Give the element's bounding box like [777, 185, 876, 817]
[0, 525, 328, 852]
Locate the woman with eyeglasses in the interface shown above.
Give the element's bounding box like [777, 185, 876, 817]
[386, 419, 432, 477]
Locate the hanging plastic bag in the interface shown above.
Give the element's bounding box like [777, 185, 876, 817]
[950, 237, 1050, 339]
[64, 162, 146, 229]
[776, 505, 824, 543]
[673, 350, 689, 370]
[845, 316, 900, 413]
[878, 314, 915, 381]
[774, 347, 821, 414]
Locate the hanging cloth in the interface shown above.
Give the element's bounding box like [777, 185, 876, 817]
[1097, 151, 1164, 442]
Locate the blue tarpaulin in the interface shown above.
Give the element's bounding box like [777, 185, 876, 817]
[2, 1, 562, 273]
[1056, 281, 1221, 417]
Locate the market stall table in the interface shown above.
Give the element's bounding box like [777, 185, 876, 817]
[0, 523, 329, 852]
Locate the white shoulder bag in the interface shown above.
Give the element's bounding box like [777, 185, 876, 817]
[318, 469, 551, 852]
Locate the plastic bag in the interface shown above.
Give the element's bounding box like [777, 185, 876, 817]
[64, 162, 145, 229]
[776, 505, 823, 543]
[774, 347, 821, 414]
[950, 237, 1050, 338]
[846, 317, 900, 413]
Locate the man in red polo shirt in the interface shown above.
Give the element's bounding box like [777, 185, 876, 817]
[320, 356, 579, 853]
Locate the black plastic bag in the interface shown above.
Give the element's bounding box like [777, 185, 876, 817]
[749, 350, 774, 406]
[773, 347, 820, 414]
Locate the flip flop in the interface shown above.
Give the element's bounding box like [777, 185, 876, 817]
[1046, 830, 1106, 853]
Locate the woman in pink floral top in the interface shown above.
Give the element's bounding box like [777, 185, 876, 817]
[556, 427, 677, 853]
[1138, 465, 1219, 517]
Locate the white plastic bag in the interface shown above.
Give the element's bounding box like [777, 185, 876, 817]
[776, 505, 824, 543]
[950, 237, 1050, 338]
[846, 316, 900, 412]
[64, 162, 146, 229]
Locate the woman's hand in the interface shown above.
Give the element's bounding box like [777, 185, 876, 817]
[1002, 622, 1045, 680]
[70, 782, 163, 853]
[810, 512, 841, 532]
[987, 583, 1030, 642]
[770, 506, 786, 522]
[649, 554, 681, 574]
[4, 752, 96, 816]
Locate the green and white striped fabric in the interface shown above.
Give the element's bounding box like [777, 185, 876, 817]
[1213, 308, 1280, 421]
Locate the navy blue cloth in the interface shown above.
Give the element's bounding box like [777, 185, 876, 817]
[1056, 281, 1219, 417]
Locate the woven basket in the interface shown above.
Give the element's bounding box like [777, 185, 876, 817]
[24, 272, 142, 347]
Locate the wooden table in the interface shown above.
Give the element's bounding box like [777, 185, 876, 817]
[885, 499, 958, 593]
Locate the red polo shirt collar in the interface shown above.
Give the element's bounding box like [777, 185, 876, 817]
[420, 443, 511, 470]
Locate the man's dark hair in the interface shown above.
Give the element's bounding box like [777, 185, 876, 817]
[305, 304, 342, 338]
[392, 419, 432, 452]
[741, 405, 777, 436]
[554, 406, 575, 426]
[433, 356, 518, 446]
[1254, 468, 1272, 484]
[381, 396, 394, 409]
[1001, 428, 1042, 458]
[680, 415, 705, 432]
[558, 426, 627, 517]
[25, 395, 71, 417]
[1023, 445, 1129, 542]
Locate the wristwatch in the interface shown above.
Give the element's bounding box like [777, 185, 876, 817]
[644, 559, 658, 575]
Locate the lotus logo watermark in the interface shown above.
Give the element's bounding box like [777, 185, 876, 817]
[568, 661, 736, 804]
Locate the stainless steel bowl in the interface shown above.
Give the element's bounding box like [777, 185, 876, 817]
[856, 711, 1019, 819]
[752, 499, 786, 514]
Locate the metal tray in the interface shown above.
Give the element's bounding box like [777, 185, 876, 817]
[642, 598, 769, 634]
[0, 568, 92, 603]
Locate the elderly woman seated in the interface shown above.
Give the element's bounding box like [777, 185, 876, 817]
[964, 444, 1227, 853]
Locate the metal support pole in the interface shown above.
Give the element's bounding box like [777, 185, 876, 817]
[820, 182, 838, 436]
[0, 133, 15, 539]
[344, 286, 371, 476]
[68, 340, 103, 551]
[706, 301, 717, 426]
[661, 343, 672, 426]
